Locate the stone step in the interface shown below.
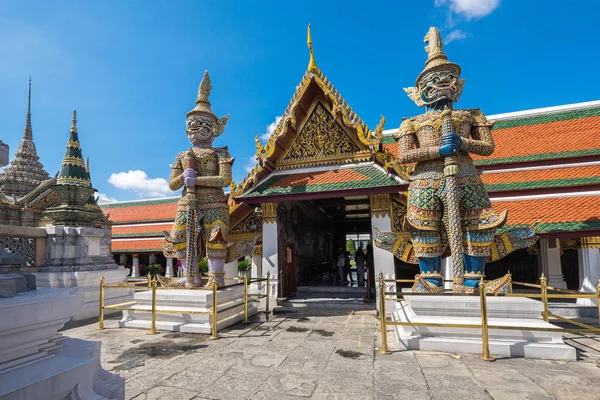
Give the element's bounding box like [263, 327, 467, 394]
[549, 303, 598, 318]
[297, 285, 369, 294]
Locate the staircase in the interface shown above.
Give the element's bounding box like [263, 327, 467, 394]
[275, 285, 375, 312]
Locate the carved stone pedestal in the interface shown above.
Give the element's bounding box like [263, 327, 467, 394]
[35, 226, 132, 320]
[392, 294, 576, 360]
[119, 283, 259, 333]
[0, 287, 125, 399]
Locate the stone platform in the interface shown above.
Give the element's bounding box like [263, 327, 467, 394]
[35, 266, 133, 320]
[119, 283, 259, 334]
[0, 287, 124, 399]
[392, 294, 577, 360]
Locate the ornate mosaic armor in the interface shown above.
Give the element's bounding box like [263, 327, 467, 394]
[165, 147, 232, 261]
[162, 71, 232, 288]
[380, 27, 524, 293]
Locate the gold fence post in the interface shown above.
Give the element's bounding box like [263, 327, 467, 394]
[379, 272, 391, 355]
[540, 273, 549, 322]
[149, 278, 157, 334]
[596, 279, 600, 326]
[244, 275, 249, 324]
[98, 276, 105, 330]
[265, 271, 270, 315]
[479, 278, 494, 361]
[147, 274, 151, 289]
[211, 283, 218, 339]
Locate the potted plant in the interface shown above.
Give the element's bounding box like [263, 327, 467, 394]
[146, 263, 163, 279]
[237, 259, 251, 278]
[198, 257, 208, 277]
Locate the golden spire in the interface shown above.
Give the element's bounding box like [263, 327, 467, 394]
[70, 110, 77, 133]
[307, 23, 317, 72]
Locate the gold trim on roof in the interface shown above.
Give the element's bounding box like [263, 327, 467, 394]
[230, 26, 404, 199]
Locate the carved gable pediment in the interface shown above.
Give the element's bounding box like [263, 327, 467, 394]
[277, 102, 369, 169]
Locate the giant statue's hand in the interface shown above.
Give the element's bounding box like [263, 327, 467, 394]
[439, 134, 462, 157]
[183, 168, 197, 188]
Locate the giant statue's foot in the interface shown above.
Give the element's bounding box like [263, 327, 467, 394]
[412, 274, 444, 293]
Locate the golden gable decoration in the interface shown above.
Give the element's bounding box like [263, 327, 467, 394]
[278, 102, 368, 168]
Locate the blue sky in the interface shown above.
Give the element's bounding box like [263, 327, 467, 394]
[1, 0, 599, 203]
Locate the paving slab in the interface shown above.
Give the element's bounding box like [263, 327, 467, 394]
[61, 305, 600, 400]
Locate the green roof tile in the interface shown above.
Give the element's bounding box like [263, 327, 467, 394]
[239, 165, 400, 198]
[473, 148, 600, 166]
[493, 106, 600, 130]
[485, 176, 600, 192]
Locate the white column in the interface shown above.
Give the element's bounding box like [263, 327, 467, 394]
[225, 260, 238, 280]
[370, 194, 395, 313]
[577, 238, 600, 306]
[131, 254, 140, 278]
[165, 257, 174, 278]
[149, 254, 157, 265]
[539, 238, 567, 289]
[262, 203, 279, 299]
[119, 254, 127, 266]
[442, 256, 452, 290]
[251, 251, 262, 291]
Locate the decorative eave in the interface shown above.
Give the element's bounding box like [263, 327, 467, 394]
[231, 25, 403, 199]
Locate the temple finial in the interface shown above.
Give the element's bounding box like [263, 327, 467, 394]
[24, 77, 33, 139]
[307, 23, 317, 72]
[71, 110, 77, 133]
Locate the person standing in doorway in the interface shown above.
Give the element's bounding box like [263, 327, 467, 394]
[344, 251, 353, 284]
[355, 248, 366, 286]
[366, 244, 375, 296]
[336, 249, 346, 284]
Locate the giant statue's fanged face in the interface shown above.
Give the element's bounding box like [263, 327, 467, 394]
[418, 69, 462, 106]
[186, 114, 215, 147]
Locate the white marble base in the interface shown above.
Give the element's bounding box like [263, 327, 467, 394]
[119, 283, 259, 334]
[392, 295, 576, 360]
[0, 287, 125, 400]
[34, 267, 133, 320]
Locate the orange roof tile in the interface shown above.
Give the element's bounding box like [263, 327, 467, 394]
[271, 169, 369, 188]
[112, 239, 163, 252]
[492, 195, 600, 232]
[113, 224, 172, 236]
[474, 115, 600, 164]
[103, 199, 178, 223]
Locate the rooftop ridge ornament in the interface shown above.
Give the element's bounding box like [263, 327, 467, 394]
[307, 23, 318, 72]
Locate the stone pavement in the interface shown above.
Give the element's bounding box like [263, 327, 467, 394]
[62, 309, 600, 400]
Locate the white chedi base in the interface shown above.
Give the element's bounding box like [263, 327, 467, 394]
[34, 266, 133, 320]
[0, 287, 125, 400]
[392, 294, 576, 360]
[119, 283, 259, 334]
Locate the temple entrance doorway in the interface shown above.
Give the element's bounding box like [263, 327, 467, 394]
[275, 196, 373, 296]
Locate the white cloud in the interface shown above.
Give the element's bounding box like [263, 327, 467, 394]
[444, 29, 469, 45]
[245, 155, 257, 173]
[435, 0, 500, 19]
[96, 193, 118, 204]
[259, 116, 282, 142]
[108, 170, 171, 198]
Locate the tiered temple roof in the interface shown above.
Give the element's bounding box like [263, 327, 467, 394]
[102, 99, 600, 251]
[0, 79, 50, 197]
[57, 111, 91, 187]
[100, 27, 600, 252]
